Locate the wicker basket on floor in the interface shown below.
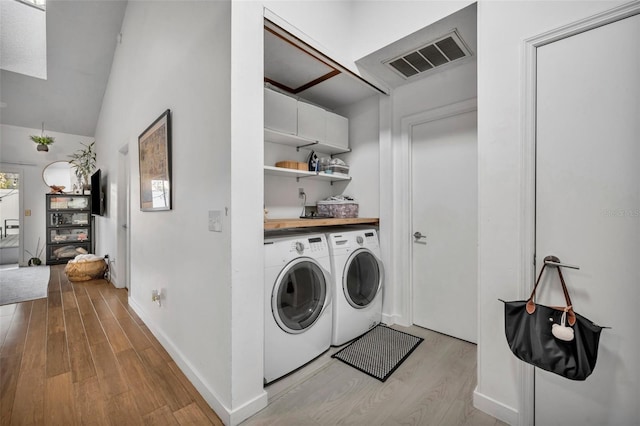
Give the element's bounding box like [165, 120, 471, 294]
[65, 258, 107, 282]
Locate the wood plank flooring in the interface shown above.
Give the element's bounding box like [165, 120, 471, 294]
[0, 264, 223, 426]
[242, 326, 506, 426]
[1, 265, 506, 426]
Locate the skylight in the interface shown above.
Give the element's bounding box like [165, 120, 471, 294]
[0, 0, 47, 79]
[17, 0, 46, 10]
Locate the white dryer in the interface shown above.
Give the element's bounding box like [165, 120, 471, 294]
[264, 233, 333, 383]
[327, 229, 384, 346]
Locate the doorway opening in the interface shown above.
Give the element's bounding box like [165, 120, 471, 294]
[0, 171, 21, 266]
[117, 144, 130, 290]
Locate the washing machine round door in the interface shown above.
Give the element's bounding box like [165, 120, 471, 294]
[343, 249, 382, 309]
[272, 257, 329, 334]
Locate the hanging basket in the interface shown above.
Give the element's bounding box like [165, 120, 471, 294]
[36, 144, 49, 152]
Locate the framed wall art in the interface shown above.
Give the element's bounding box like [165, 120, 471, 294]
[138, 109, 172, 211]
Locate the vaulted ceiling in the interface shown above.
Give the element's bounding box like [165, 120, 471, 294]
[0, 1, 475, 138]
[0, 0, 127, 137]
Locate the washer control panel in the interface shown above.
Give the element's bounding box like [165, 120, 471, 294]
[288, 236, 326, 255]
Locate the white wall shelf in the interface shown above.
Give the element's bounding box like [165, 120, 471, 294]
[264, 165, 351, 184]
[264, 128, 351, 156]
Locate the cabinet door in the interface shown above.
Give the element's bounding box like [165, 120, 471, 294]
[264, 88, 297, 135]
[48, 195, 90, 210]
[49, 228, 90, 244]
[325, 112, 349, 150]
[49, 212, 90, 227]
[48, 243, 90, 262]
[297, 101, 326, 142]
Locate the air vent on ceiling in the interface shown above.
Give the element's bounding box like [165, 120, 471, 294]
[384, 31, 471, 79]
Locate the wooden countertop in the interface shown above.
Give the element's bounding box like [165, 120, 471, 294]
[264, 217, 379, 230]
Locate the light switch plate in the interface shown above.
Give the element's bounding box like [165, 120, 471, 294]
[209, 210, 222, 232]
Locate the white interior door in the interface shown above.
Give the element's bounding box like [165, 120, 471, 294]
[411, 109, 477, 343]
[535, 14, 640, 425]
[117, 146, 130, 290]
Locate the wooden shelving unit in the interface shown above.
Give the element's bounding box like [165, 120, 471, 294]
[264, 217, 379, 230]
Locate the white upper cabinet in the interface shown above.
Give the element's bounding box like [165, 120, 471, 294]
[297, 101, 326, 142]
[264, 88, 297, 135]
[264, 87, 350, 153]
[325, 111, 349, 150]
[298, 101, 349, 150]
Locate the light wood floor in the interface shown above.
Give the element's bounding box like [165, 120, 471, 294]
[242, 326, 506, 426]
[0, 264, 223, 426]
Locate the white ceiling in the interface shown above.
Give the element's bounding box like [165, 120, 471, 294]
[0, 0, 127, 137]
[264, 20, 387, 111]
[1, 2, 475, 137]
[356, 3, 477, 89]
[263, 3, 476, 109]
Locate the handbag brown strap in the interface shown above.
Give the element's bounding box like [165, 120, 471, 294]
[526, 263, 576, 326]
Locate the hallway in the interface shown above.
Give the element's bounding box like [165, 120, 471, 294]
[0, 265, 223, 425]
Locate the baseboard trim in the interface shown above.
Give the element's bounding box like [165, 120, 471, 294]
[108, 276, 123, 289]
[229, 391, 268, 425]
[129, 298, 235, 425]
[473, 387, 518, 426]
[381, 313, 399, 326]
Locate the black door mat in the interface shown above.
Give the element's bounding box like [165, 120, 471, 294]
[331, 325, 423, 382]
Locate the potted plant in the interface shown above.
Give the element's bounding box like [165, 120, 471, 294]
[30, 135, 55, 152]
[25, 238, 45, 266]
[68, 141, 96, 191]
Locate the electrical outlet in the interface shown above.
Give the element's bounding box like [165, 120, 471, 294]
[208, 210, 222, 232]
[298, 188, 305, 198]
[151, 289, 162, 306]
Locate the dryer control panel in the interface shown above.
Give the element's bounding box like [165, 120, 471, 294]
[327, 229, 379, 253]
[363, 231, 379, 248]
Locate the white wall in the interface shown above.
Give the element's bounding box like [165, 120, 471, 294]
[92, 0, 239, 421]
[263, 0, 355, 71]
[351, 1, 474, 60]
[335, 95, 381, 218]
[476, 1, 628, 424]
[1, 124, 93, 265]
[229, 1, 269, 422]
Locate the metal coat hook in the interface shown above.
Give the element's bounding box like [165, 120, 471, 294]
[544, 255, 580, 270]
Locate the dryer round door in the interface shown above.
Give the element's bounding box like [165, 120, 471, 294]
[272, 257, 329, 334]
[343, 248, 383, 309]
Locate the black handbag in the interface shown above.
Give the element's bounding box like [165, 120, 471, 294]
[500, 263, 605, 381]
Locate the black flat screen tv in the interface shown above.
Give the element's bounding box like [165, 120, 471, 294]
[91, 169, 105, 216]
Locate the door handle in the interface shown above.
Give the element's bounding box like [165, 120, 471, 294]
[543, 255, 580, 270]
[413, 231, 426, 240]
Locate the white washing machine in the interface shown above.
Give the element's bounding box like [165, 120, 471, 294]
[264, 233, 333, 383]
[326, 229, 384, 346]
